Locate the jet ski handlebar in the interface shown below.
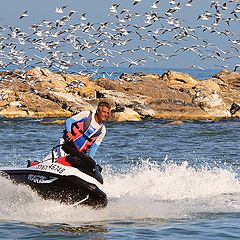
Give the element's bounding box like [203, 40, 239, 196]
[51, 144, 64, 163]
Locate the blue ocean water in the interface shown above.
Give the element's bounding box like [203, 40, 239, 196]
[0, 68, 240, 239]
[71, 66, 221, 80]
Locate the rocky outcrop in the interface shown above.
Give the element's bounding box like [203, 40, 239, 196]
[0, 67, 239, 121]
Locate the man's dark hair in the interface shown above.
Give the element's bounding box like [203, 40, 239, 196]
[97, 101, 111, 109]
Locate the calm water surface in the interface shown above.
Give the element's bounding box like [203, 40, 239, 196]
[0, 118, 240, 239]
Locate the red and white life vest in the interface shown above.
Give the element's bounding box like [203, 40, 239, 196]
[70, 111, 103, 152]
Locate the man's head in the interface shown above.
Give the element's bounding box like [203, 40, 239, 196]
[95, 101, 111, 123]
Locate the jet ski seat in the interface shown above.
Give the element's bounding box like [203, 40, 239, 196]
[57, 156, 72, 166]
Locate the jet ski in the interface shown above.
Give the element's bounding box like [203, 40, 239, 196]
[0, 149, 107, 208]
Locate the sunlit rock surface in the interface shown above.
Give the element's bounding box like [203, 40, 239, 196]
[0, 67, 239, 121]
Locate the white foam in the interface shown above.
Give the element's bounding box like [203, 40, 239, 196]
[0, 160, 240, 224]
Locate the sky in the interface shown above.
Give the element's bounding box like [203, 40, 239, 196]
[0, 0, 239, 72]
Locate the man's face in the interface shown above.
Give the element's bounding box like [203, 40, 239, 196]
[97, 106, 110, 122]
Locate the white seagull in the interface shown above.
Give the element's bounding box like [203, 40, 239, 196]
[133, 0, 142, 5]
[20, 10, 28, 19]
[55, 6, 67, 14]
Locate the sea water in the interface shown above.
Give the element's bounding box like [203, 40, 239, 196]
[0, 118, 240, 239]
[0, 68, 240, 239]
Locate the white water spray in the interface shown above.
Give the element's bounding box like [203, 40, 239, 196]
[0, 160, 240, 224]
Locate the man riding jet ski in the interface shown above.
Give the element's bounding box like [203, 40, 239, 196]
[0, 101, 111, 208]
[56, 101, 111, 160]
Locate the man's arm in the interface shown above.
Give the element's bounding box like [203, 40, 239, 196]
[64, 111, 90, 140]
[65, 117, 77, 132]
[88, 142, 99, 158]
[88, 125, 106, 158]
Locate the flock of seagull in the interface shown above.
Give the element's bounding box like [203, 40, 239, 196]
[0, 0, 239, 81]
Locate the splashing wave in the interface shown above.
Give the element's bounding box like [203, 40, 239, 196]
[0, 160, 240, 224]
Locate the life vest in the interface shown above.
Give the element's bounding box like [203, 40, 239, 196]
[70, 111, 103, 153]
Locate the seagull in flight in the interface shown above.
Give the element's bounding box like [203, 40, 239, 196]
[123, 56, 146, 67]
[109, 4, 119, 14]
[185, 0, 193, 7]
[234, 64, 240, 72]
[133, 0, 142, 5]
[55, 6, 67, 14]
[188, 65, 205, 70]
[20, 10, 28, 19]
[151, 0, 160, 9]
[80, 13, 87, 21]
